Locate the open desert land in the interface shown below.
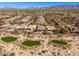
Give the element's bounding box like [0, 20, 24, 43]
[1, 4, 79, 56]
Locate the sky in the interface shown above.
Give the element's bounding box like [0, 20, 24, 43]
[0, 2, 79, 9]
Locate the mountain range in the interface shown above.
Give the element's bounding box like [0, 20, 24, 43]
[0, 5, 79, 10]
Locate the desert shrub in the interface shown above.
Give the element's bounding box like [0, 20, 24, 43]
[42, 29, 49, 35]
[53, 28, 64, 34]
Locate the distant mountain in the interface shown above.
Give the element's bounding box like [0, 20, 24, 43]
[0, 5, 79, 10]
[25, 5, 79, 10]
[46, 5, 79, 10]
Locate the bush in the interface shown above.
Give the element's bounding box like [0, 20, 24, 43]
[42, 29, 49, 35]
[22, 40, 41, 47]
[1, 36, 17, 43]
[53, 28, 64, 34]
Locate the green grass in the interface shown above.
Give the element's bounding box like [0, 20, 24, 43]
[22, 40, 41, 47]
[1, 36, 17, 43]
[48, 39, 68, 48]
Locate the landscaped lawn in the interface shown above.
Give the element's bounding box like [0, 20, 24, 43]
[1, 36, 17, 43]
[48, 39, 68, 48]
[22, 40, 41, 47]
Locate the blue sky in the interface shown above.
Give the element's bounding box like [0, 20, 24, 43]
[0, 2, 79, 9]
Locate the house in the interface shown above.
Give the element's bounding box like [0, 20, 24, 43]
[37, 25, 46, 32]
[37, 16, 47, 24]
[27, 25, 36, 32]
[66, 25, 79, 33]
[7, 24, 27, 31]
[46, 26, 56, 31]
[6, 28, 15, 32]
[53, 19, 70, 33]
[14, 24, 25, 29]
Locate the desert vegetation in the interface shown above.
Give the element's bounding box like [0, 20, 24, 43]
[0, 5, 79, 56]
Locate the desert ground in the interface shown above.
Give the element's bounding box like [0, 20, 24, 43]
[0, 32, 79, 56]
[0, 5, 79, 56]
